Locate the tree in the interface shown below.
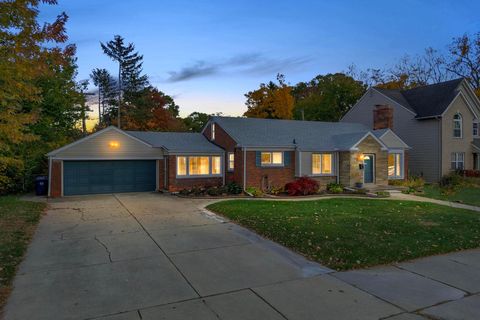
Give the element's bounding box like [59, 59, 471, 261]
[243, 74, 294, 119]
[292, 73, 366, 121]
[447, 33, 480, 96]
[101, 35, 148, 128]
[119, 87, 185, 131]
[0, 0, 78, 193]
[183, 112, 210, 132]
[90, 68, 117, 125]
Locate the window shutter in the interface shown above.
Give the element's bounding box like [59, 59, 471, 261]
[284, 152, 291, 166]
[256, 151, 261, 167]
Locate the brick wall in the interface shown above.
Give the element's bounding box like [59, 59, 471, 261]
[158, 159, 165, 190]
[50, 159, 62, 197]
[203, 122, 236, 183]
[245, 151, 296, 190]
[373, 104, 394, 130]
[166, 155, 223, 192]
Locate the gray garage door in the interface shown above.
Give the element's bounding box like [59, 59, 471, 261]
[63, 160, 156, 196]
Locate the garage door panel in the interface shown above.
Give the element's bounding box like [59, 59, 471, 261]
[64, 160, 156, 195]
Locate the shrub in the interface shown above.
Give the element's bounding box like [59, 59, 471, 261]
[285, 177, 319, 196]
[226, 182, 243, 195]
[403, 176, 425, 193]
[267, 185, 283, 195]
[179, 188, 191, 196]
[326, 182, 343, 194]
[439, 173, 463, 193]
[206, 187, 221, 196]
[376, 191, 390, 198]
[246, 186, 263, 197]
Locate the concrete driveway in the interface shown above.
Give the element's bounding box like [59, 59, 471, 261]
[3, 193, 480, 320]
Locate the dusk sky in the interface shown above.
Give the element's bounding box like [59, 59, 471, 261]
[40, 0, 480, 120]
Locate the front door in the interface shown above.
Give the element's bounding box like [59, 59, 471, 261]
[363, 154, 374, 184]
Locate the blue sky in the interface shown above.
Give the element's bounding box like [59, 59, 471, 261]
[40, 0, 480, 119]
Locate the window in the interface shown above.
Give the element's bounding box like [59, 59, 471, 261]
[451, 152, 465, 170]
[453, 113, 462, 138]
[474, 121, 479, 137]
[388, 153, 402, 178]
[212, 156, 221, 174]
[177, 157, 187, 176]
[312, 153, 333, 175]
[189, 157, 210, 175]
[228, 152, 234, 171]
[261, 152, 283, 166]
[211, 123, 215, 140]
[176, 155, 222, 177]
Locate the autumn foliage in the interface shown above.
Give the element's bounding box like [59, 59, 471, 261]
[285, 177, 320, 196]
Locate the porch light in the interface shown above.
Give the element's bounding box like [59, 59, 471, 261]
[109, 141, 120, 148]
[357, 154, 365, 161]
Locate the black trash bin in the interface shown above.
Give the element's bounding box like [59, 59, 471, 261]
[35, 175, 48, 196]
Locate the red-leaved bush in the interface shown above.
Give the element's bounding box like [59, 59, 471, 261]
[284, 177, 319, 196]
[460, 170, 480, 177]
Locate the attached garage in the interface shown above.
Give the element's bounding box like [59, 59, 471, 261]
[63, 160, 157, 195]
[47, 126, 165, 197]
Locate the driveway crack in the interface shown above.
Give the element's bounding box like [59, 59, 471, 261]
[95, 236, 113, 263]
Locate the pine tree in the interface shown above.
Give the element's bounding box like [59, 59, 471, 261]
[90, 68, 116, 125]
[100, 35, 148, 128]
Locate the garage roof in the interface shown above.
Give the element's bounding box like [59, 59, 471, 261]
[126, 131, 224, 153]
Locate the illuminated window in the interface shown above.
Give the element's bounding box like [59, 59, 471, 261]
[189, 157, 210, 175]
[211, 123, 215, 140]
[261, 152, 283, 166]
[176, 155, 222, 177]
[453, 114, 462, 138]
[212, 156, 221, 174]
[177, 157, 187, 176]
[228, 152, 234, 171]
[312, 153, 333, 174]
[388, 153, 402, 178]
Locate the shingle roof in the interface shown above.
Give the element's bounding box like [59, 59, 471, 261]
[210, 116, 376, 151]
[126, 131, 224, 153]
[375, 78, 464, 118]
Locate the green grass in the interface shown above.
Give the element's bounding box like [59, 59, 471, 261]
[0, 196, 45, 311]
[207, 199, 480, 270]
[420, 184, 480, 207]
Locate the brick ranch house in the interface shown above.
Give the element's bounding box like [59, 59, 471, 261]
[47, 116, 409, 197]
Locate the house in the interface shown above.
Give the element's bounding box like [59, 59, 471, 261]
[341, 78, 480, 182]
[47, 117, 409, 197]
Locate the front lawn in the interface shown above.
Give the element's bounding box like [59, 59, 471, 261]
[207, 199, 480, 270]
[420, 184, 480, 207]
[0, 197, 45, 312]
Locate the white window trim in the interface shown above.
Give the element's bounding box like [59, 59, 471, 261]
[227, 152, 234, 171]
[176, 155, 223, 178]
[453, 113, 463, 139]
[387, 152, 404, 180]
[261, 151, 284, 167]
[451, 152, 465, 170]
[311, 153, 334, 176]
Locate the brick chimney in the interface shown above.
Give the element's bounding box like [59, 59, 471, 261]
[373, 104, 393, 130]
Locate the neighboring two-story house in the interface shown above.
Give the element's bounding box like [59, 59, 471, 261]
[341, 78, 480, 182]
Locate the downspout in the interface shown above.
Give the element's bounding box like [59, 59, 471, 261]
[438, 116, 442, 180]
[298, 150, 302, 177]
[243, 148, 247, 191]
[223, 153, 226, 186]
[336, 152, 340, 183]
[164, 155, 167, 190]
[48, 157, 52, 197]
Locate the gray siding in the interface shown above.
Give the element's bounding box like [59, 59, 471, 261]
[52, 129, 164, 159]
[342, 88, 441, 182]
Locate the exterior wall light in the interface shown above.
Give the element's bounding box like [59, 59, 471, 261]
[109, 141, 119, 148]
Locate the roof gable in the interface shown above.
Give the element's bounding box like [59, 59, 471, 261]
[374, 78, 465, 119]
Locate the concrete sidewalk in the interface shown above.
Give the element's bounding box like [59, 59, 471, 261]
[3, 193, 480, 320]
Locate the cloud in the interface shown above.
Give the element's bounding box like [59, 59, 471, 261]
[167, 61, 218, 82]
[166, 53, 312, 82]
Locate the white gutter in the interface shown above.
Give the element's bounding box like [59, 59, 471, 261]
[164, 156, 167, 190]
[298, 151, 302, 177]
[336, 152, 340, 183]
